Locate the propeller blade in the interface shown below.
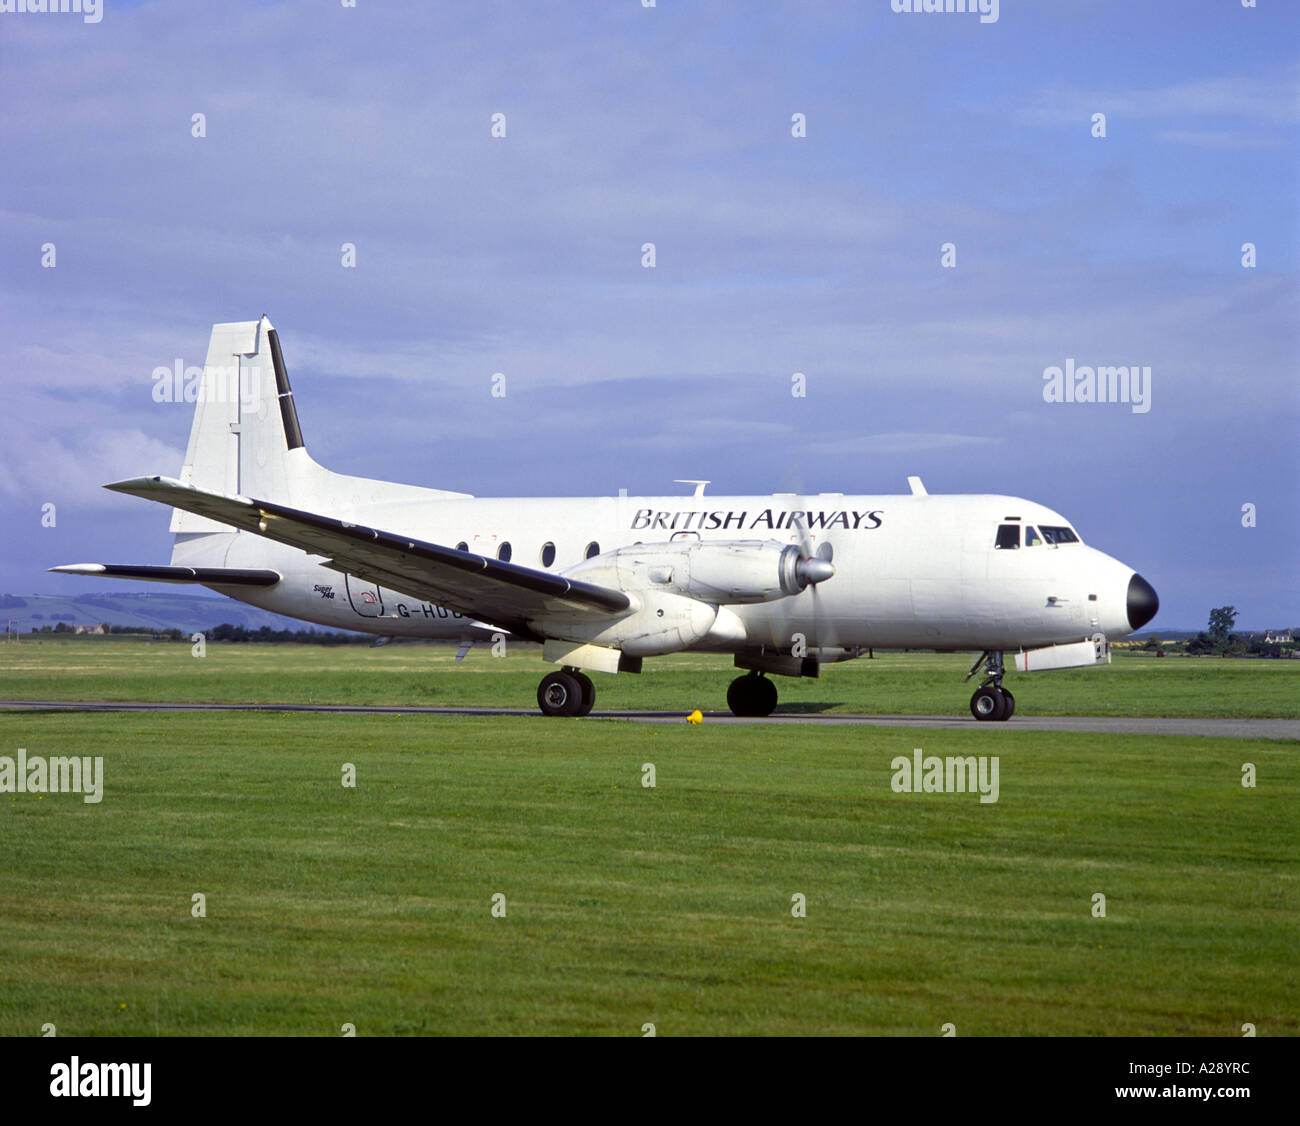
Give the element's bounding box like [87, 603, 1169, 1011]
[789, 512, 835, 659]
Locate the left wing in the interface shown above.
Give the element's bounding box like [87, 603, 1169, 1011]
[102, 476, 632, 636]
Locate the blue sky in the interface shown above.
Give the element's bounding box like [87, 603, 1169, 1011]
[2, 0, 1296, 629]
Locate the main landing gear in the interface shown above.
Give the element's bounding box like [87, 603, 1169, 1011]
[964, 650, 1015, 722]
[727, 671, 778, 717]
[537, 667, 596, 717]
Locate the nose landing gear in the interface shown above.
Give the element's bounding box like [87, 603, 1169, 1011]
[965, 650, 1015, 722]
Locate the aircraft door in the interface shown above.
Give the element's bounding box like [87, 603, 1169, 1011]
[346, 575, 384, 617]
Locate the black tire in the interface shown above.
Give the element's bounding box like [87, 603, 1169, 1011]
[538, 671, 583, 717]
[1001, 689, 1015, 718]
[970, 685, 1007, 722]
[727, 673, 778, 717]
[574, 672, 595, 717]
[726, 675, 753, 716]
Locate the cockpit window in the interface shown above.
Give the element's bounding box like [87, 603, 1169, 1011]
[1039, 525, 1079, 545]
[994, 523, 1020, 550]
[1024, 525, 1042, 547]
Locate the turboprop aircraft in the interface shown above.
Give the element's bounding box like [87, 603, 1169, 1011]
[53, 317, 1159, 720]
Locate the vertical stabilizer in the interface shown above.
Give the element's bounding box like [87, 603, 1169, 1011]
[170, 315, 310, 535]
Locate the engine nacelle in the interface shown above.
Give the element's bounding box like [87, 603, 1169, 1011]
[564, 539, 825, 605]
[532, 589, 719, 657]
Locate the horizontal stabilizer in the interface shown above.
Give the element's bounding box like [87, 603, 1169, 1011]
[50, 563, 281, 587]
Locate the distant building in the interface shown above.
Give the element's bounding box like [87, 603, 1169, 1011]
[74, 623, 106, 635]
[1263, 629, 1293, 644]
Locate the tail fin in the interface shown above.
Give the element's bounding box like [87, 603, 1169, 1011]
[171, 315, 308, 534]
[169, 315, 323, 566]
[167, 315, 470, 568]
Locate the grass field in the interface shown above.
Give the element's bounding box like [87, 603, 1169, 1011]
[3, 637, 1299, 717]
[1, 642, 1296, 1036]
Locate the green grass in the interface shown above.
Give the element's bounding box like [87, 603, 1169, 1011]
[3, 639, 1299, 717]
[0, 711, 1295, 1036]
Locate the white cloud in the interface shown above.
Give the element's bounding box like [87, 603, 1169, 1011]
[819, 432, 1001, 455]
[0, 430, 183, 509]
[1018, 70, 1300, 127]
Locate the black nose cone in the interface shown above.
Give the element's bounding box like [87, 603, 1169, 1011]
[1127, 573, 1159, 631]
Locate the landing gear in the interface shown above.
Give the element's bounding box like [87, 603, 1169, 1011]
[727, 671, 778, 717]
[970, 685, 1009, 722]
[537, 668, 595, 717]
[574, 672, 595, 717]
[964, 650, 1014, 722]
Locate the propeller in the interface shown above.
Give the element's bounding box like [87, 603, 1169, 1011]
[771, 465, 839, 661]
[789, 511, 838, 661]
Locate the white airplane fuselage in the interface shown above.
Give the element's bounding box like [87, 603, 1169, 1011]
[203, 490, 1140, 652]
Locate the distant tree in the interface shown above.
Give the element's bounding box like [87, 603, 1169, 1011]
[1208, 606, 1238, 641]
[53, 620, 72, 633]
[205, 621, 367, 645]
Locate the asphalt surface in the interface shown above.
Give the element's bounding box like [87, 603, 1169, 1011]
[1, 701, 1296, 739]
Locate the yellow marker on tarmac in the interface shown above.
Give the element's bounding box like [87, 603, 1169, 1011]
[687, 709, 703, 725]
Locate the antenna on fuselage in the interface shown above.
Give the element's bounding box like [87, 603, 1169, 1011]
[674, 480, 710, 497]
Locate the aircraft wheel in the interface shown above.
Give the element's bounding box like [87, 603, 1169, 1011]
[538, 670, 584, 717]
[726, 675, 751, 715]
[1001, 689, 1015, 718]
[574, 672, 595, 717]
[727, 673, 778, 717]
[970, 685, 1008, 722]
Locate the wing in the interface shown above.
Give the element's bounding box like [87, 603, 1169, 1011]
[101, 477, 631, 636]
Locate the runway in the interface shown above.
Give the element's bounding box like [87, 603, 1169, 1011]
[1, 700, 1296, 739]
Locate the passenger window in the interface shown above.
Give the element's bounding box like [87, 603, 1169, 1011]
[497, 542, 512, 562]
[455, 541, 468, 553]
[540, 542, 556, 567]
[994, 524, 1020, 550]
[585, 541, 600, 559]
[1024, 526, 1042, 547]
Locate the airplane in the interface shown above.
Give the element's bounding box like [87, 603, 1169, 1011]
[52, 316, 1159, 720]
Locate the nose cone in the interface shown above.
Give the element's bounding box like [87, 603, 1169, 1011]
[796, 557, 835, 587]
[1127, 573, 1159, 631]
